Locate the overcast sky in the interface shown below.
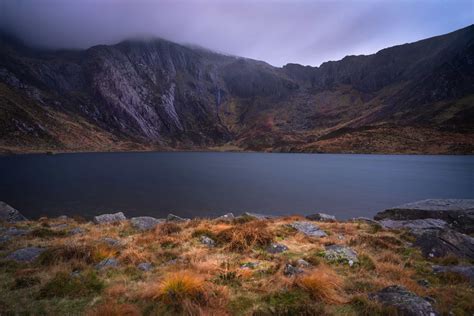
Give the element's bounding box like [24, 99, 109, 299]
[0, 0, 472, 66]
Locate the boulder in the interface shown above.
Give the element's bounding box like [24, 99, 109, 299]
[374, 199, 474, 233]
[0, 202, 27, 222]
[6, 247, 45, 262]
[283, 264, 304, 276]
[266, 243, 289, 254]
[380, 219, 447, 231]
[432, 265, 474, 284]
[137, 262, 153, 271]
[95, 258, 119, 270]
[215, 213, 235, 221]
[324, 245, 358, 266]
[93, 212, 126, 224]
[369, 285, 438, 316]
[306, 213, 336, 222]
[200, 235, 215, 247]
[290, 221, 327, 237]
[413, 228, 474, 259]
[131, 216, 164, 231]
[166, 213, 189, 222]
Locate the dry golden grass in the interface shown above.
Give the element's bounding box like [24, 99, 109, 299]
[2, 215, 472, 315]
[296, 266, 347, 304]
[217, 220, 274, 252]
[86, 301, 141, 316]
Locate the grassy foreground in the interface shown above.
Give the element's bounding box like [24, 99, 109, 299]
[0, 215, 472, 315]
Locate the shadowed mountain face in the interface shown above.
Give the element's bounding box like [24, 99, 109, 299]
[1, 25, 473, 154]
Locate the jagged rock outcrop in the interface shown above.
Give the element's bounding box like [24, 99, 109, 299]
[413, 228, 474, 259]
[1, 25, 473, 154]
[375, 199, 474, 234]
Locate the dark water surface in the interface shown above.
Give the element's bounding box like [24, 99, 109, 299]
[0, 152, 473, 220]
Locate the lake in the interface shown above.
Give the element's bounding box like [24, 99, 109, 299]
[0, 152, 473, 220]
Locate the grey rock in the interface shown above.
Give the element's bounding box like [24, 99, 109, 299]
[242, 212, 277, 220]
[166, 213, 189, 222]
[101, 237, 123, 248]
[414, 228, 474, 259]
[131, 216, 164, 231]
[283, 264, 304, 276]
[215, 213, 235, 221]
[95, 258, 119, 270]
[306, 213, 336, 222]
[93, 212, 126, 224]
[57, 215, 68, 220]
[290, 221, 327, 237]
[369, 285, 438, 316]
[69, 227, 85, 235]
[137, 262, 153, 271]
[432, 265, 474, 284]
[324, 245, 359, 265]
[200, 235, 215, 247]
[241, 262, 259, 269]
[266, 243, 289, 254]
[380, 219, 447, 231]
[6, 247, 45, 262]
[0, 202, 27, 222]
[3, 227, 29, 236]
[296, 259, 311, 268]
[375, 199, 474, 234]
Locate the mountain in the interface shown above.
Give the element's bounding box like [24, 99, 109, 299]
[1, 25, 473, 154]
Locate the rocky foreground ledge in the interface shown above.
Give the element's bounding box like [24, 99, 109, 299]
[0, 200, 473, 315]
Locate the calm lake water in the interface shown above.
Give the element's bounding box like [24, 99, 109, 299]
[0, 152, 473, 220]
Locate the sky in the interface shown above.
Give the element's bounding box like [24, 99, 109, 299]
[0, 0, 472, 67]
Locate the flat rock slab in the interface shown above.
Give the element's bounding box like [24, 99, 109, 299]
[290, 221, 327, 237]
[375, 199, 474, 234]
[6, 247, 45, 262]
[131, 216, 164, 231]
[380, 219, 447, 231]
[369, 285, 438, 316]
[324, 245, 358, 265]
[94, 212, 126, 224]
[432, 265, 474, 285]
[414, 228, 474, 259]
[306, 213, 336, 222]
[0, 201, 27, 222]
[242, 212, 277, 220]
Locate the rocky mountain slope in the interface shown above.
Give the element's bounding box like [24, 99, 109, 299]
[1, 25, 473, 154]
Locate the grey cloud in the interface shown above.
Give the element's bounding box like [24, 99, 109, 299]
[0, 0, 472, 66]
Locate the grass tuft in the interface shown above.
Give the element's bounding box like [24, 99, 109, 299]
[296, 266, 346, 304]
[217, 221, 274, 252]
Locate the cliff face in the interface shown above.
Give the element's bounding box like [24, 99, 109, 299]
[1, 25, 473, 154]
